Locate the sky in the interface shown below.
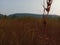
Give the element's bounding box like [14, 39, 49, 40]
[0, 0, 60, 15]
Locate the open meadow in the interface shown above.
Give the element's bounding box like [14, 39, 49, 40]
[0, 17, 60, 45]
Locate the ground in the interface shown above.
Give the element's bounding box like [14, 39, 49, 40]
[0, 17, 60, 45]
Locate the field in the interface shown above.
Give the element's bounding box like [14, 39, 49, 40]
[0, 17, 60, 45]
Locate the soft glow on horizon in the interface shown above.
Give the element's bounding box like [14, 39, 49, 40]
[0, 0, 60, 15]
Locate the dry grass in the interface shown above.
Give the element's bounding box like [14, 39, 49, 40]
[0, 17, 60, 45]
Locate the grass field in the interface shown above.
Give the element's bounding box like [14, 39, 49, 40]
[0, 17, 60, 45]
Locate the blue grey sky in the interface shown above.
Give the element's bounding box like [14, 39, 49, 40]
[0, 0, 60, 15]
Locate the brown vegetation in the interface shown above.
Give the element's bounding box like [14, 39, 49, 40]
[0, 17, 60, 45]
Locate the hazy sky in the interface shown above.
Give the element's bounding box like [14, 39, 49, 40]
[0, 0, 60, 15]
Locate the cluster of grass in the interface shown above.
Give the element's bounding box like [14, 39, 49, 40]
[0, 17, 60, 45]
